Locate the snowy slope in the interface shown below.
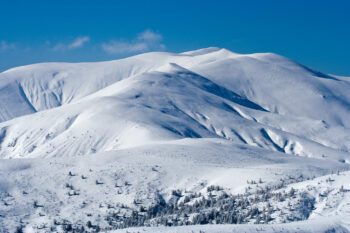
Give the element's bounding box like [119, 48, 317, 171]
[0, 47, 350, 232]
[0, 49, 233, 123]
[0, 51, 349, 161]
[0, 139, 349, 232]
[111, 219, 349, 233]
[2, 48, 350, 126]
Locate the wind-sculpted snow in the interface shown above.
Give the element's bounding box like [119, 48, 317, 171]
[0, 48, 350, 232]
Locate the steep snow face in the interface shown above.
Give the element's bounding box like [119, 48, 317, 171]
[0, 48, 349, 160]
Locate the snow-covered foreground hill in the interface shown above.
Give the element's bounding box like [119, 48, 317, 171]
[0, 48, 350, 232]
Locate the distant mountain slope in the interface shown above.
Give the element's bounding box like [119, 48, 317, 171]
[2, 48, 349, 125]
[0, 51, 349, 161]
[0, 48, 235, 123]
[189, 52, 350, 127]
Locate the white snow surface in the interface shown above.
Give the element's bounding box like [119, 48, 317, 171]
[111, 218, 349, 233]
[0, 47, 350, 232]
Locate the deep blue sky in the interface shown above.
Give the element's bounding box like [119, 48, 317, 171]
[0, 0, 349, 75]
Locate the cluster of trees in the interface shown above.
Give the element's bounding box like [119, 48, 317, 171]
[103, 185, 315, 230]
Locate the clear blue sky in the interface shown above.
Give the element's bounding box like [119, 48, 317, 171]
[1, 0, 349, 75]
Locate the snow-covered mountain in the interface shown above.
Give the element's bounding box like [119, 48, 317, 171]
[0, 48, 350, 232]
[1, 48, 350, 160]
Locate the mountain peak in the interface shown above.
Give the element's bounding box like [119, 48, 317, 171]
[181, 47, 237, 56]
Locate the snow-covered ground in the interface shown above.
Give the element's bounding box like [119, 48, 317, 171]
[112, 218, 349, 233]
[0, 48, 349, 232]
